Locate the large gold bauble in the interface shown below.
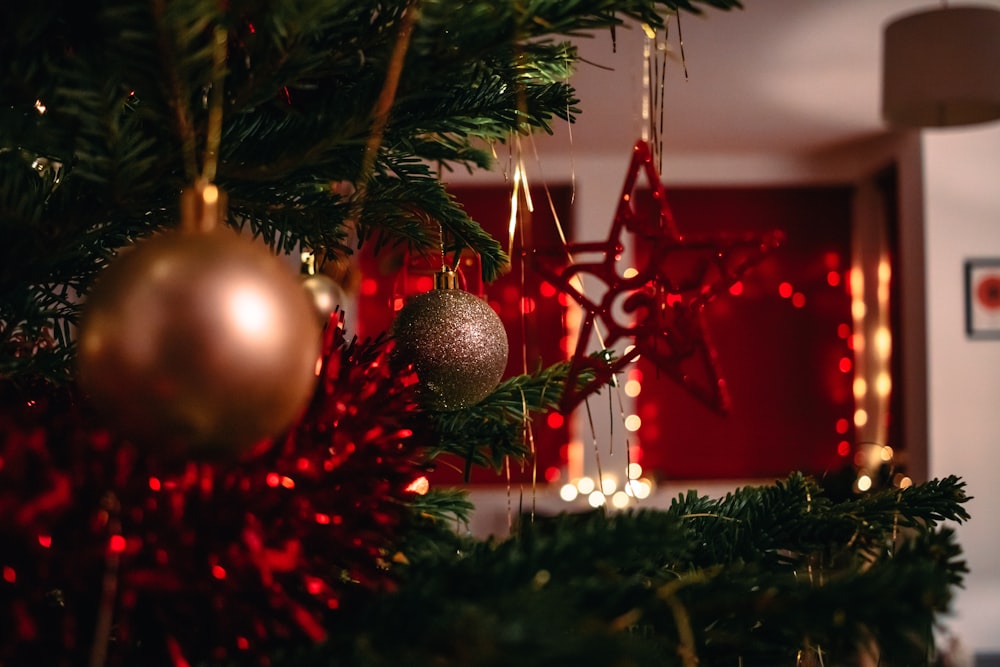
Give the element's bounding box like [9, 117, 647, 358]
[76, 228, 321, 458]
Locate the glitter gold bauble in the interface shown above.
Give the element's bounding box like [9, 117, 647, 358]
[77, 227, 321, 459]
[391, 269, 508, 411]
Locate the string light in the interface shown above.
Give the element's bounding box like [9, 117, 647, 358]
[875, 372, 892, 397]
[559, 465, 655, 508]
[600, 475, 617, 495]
[893, 473, 913, 489]
[404, 476, 430, 495]
[848, 230, 899, 491]
[853, 378, 867, 398]
[630, 479, 653, 500]
[874, 326, 892, 359]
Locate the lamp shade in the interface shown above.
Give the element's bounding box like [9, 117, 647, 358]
[882, 5, 1000, 128]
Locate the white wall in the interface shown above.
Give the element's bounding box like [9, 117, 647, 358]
[925, 125, 1000, 654]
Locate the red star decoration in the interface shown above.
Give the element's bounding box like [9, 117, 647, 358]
[532, 140, 783, 414]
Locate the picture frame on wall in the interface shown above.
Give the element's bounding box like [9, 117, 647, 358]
[965, 258, 1000, 339]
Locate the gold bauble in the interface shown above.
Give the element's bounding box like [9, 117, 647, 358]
[77, 228, 321, 459]
[302, 271, 347, 324]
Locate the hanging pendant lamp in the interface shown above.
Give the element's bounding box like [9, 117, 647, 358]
[882, 4, 1000, 128]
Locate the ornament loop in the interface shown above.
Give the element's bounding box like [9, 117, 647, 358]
[181, 181, 226, 233]
[434, 266, 457, 290]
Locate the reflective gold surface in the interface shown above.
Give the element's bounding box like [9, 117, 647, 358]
[77, 229, 321, 457]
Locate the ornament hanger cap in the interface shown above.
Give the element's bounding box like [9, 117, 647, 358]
[434, 266, 457, 290]
[181, 180, 227, 233]
[301, 250, 317, 275]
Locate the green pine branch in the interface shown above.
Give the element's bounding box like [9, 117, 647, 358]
[2, 0, 741, 383]
[286, 474, 967, 667]
[404, 487, 476, 530]
[424, 355, 607, 476]
[667, 473, 971, 570]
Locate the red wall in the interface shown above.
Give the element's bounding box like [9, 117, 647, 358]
[635, 186, 855, 480]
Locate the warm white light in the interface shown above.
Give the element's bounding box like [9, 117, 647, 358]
[880, 445, 894, 462]
[874, 327, 892, 358]
[559, 483, 579, 502]
[623, 267, 639, 279]
[878, 282, 890, 304]
[230, 288, 272, 337]
[624, 379, 642, 397]
[34, 99, 46, 114]
[508, 164, 522, 243]
[624, 415, 642, 432]
[576, 477, 595, 495]
[634, 479, 652, 499]
[626, 462, 643, 480]
[897, 476, 913, 489]
[587, 491, 606, 508]
[601, 475, 617, 495]
[850, 267, 864, 295]
[854, 409, 868, 427]
[623, 344, 639, 362]
[611, 491, 631, 509]
[405, 476, 430, 495]
[851, 299, 867, 319]
[875, 372, 892, 397]
[853, 377, 867, 398]
[856, 474, 873, 492]
[878, 261, 891, 283]
[203, 184, 220, 206]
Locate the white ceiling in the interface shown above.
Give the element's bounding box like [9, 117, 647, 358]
[549, 0, 1000, 158]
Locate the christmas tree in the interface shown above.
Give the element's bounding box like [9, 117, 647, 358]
[0, 1, 971, 666]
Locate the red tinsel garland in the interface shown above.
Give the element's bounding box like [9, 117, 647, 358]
[0, 315, 426, 666]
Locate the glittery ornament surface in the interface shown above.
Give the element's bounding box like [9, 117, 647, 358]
[392, 289, 508, 411]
